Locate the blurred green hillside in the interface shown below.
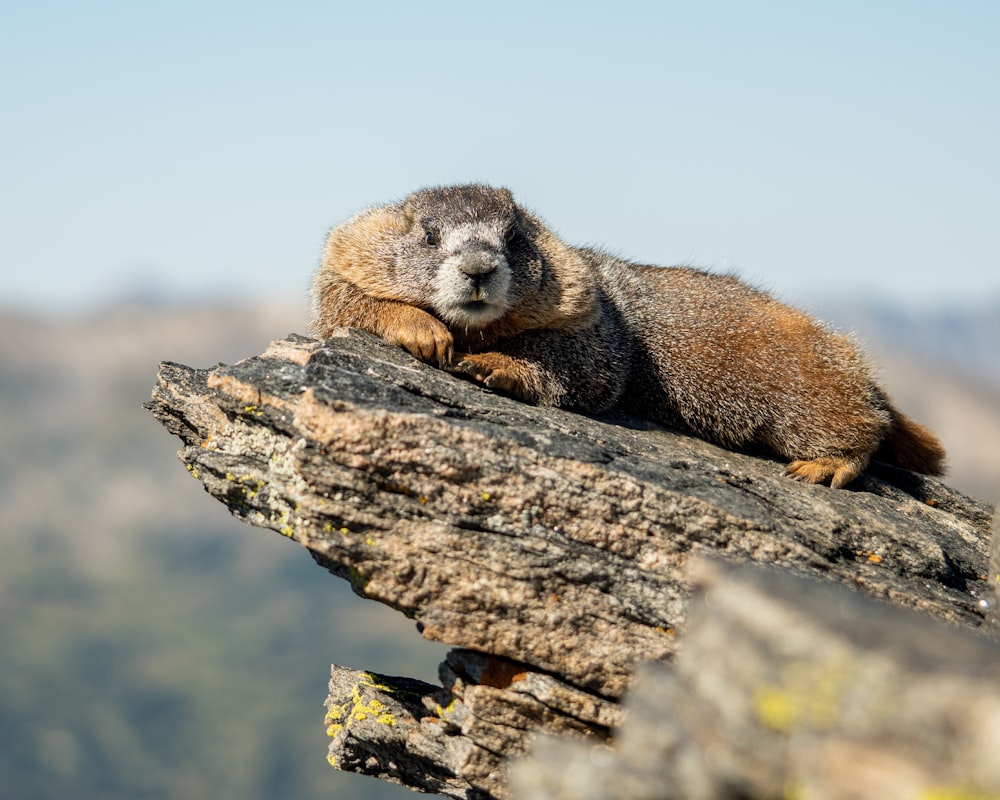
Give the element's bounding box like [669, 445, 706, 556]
[0, 303, 447, 800]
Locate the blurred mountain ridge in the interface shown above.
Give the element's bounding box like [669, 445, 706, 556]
[814, 295, 1000, 394]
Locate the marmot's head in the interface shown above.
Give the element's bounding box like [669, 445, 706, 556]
[324, 183, 596, 333]
[398, 184, 522, 328]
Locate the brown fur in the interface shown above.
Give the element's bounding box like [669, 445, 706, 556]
[310, 184, 946, 488]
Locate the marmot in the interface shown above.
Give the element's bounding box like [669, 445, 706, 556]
[310, 183, 945, 489]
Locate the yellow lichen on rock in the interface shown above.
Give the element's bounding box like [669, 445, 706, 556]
[752, 660, 852, 733]
[326, 673, 398, 743]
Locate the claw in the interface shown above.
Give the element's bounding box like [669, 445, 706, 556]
[387, 309, 454, 368]
[449, 352, 533, 401]
[784, 457, 863, 489]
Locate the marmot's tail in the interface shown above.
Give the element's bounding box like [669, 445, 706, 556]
[876, 405, 946, 476]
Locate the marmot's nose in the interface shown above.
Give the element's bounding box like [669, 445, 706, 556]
[457, 247, 501, 277]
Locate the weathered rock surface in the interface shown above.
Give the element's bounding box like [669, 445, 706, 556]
[146, 329, 996, 799]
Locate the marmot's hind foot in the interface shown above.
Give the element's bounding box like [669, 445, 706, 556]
[452, 352, 539, 404]
[784, 457, 865, 490]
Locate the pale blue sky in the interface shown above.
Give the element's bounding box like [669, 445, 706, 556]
[2, 0, 997, 314]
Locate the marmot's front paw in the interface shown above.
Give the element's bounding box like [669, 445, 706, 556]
[452, 352, 538, 403]
[384, 307, 454, 368]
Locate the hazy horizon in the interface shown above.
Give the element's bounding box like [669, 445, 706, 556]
[3, 268, 1000, 321]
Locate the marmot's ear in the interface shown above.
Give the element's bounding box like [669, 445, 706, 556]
[513, 205, 540, 237]
[327, 205, 409, 264]
[398, 199, 417, 230]
[363, 203, 411, 241]
[324, 203, 410, 294]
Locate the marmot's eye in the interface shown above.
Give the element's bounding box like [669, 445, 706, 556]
[423, 231, 438, 247]
[504, 227, 518, 245]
